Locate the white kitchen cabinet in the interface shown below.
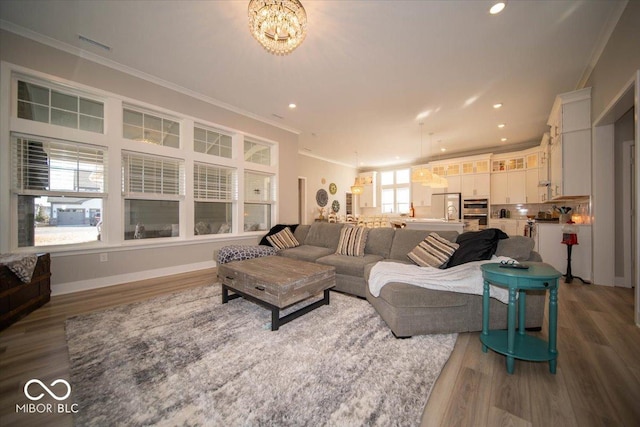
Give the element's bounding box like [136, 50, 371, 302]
[547, 87, 591, 198]
[445, 174, 462, 194]
[488, 219, 517, 236]
[411, 181, 433, 207]
[462, 173, 490, 197]
[490, 170, 525, 204]
[359, 172, 377, 208]
[525, 167, 548, 203]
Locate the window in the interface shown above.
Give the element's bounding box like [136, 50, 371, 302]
[121, 152, 184, 240]
[380, 168, 410, 214]
[244, 139, 271, 165]
[244, 171, 274, 231]
[194, 163, 236, 235]
[11, 135, 107, 247]
[17, 80, 104, 133]
[123, 107, 180, 148]
[194, 125, 232, 159]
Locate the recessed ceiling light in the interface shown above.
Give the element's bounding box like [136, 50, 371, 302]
[490, 2, 506, 15]
[493, 103, 503, 109]
[440, 147, 447, 152]
[288, 103, 297, 109]
[501, 137, 508, 142]
[498, 123, 506, 128]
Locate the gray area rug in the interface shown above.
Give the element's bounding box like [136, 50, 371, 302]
[66, 284, 456, 426]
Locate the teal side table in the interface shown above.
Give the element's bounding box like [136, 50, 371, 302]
[480, 262, 561, 374]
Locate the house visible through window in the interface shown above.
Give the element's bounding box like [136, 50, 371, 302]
[194, 163, 236, 235]
[11, 135, 107, 247]
[121, 151, 184, 240]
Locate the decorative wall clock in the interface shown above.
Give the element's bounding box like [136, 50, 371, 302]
[329, 183, 337, 195]
[316, 189, 328, 207]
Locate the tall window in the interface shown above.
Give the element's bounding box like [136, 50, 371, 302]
[121, 152, 184, 240]
[11, 135, 107, 247]
[194, 125, 233, 159]
[123, 107, 180, 148]
[17, 79, 104, 133]
[244, 138, 271, 165]
[380, 168, 410, 214]
[194, 163, 236, 235]
[244, 171, 274, 231]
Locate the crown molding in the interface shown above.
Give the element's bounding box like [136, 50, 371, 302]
[298, 149, 355, 169]
[0, 20, 301, 136]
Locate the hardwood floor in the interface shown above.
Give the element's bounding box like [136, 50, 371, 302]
[1, 269, 638, 426]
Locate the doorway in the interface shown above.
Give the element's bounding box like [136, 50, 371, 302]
[298, 177, 307, 224]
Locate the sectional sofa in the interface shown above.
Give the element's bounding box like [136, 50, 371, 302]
[261, 222, 545, 337]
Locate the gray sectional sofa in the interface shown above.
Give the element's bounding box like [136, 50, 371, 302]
[272, 222, 545, 337]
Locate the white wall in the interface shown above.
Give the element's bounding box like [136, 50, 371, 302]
[297, 154, 357, 224]
[0, 30, 300, 294]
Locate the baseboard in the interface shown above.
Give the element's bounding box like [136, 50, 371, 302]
[51, 260, 217, 296]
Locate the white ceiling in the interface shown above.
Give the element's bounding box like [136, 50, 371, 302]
[0, 0, 627, 168]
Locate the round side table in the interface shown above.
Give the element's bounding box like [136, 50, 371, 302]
[480, 262, 561, 374]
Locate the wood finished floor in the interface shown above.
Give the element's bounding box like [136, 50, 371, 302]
[1, 268, 638, 427]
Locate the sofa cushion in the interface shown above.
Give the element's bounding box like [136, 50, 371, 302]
[447, 228, 509, 268]
[407, 233, 459, 268]
[303, 222, 344, 249]
[266, 227, 300, 250]
[259, 224, 299, 246]
[389, 229, 459, 261]
[277, 245, 334, 263]
[495, 236, 535, 261]
[316, 253, 383, 277]
[365, 227, 395, 258]
[376, 281, 468, 308]
[293, 224, 310, 244]
[335, 226, 368, 256]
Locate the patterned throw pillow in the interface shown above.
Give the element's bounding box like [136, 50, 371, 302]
[335, 226, 368, 257]
[266, 227, 300, 250]
[407, 232, 460, 268]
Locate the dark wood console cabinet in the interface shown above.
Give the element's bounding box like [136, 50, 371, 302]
[0, 253, 51, 330]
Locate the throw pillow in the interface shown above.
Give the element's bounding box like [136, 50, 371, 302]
[260, 224, 300, 246]
[407, 232, 460, 268]
[266, 227, 300, 250]
[335, 226, 368, 257]
[446, 228, 509, 268]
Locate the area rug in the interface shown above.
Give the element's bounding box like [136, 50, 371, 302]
[66, 284, 457, 426]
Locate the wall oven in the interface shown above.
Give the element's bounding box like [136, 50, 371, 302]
[463, 198, 488, 229]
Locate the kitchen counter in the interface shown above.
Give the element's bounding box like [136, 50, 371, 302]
[395, 218, 465, 233]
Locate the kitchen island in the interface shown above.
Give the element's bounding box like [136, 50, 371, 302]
[394, 218, 465, 233]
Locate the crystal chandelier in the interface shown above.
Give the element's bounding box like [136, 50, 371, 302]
[248, 0, 307, 55]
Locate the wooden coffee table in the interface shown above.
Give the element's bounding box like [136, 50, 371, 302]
[217, 256, 336, 330]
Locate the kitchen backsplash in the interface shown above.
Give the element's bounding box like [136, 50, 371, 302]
[491, 202, 591, 224]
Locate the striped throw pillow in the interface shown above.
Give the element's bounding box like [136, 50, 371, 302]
[266, 227, 300, 250]
[407, 232, 459, 268]
[336, 226, 369, 257]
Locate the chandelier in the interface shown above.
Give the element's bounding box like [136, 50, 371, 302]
[411, 126, 448, 188]
[248, 0, 307, 55]
[351, 151, 364, 195]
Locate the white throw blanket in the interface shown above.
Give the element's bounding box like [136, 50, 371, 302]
[368, 256, 515, 304]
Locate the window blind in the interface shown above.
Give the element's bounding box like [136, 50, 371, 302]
[193, 163, 236, 201]
[12, 136, 107, 196]
[122, 151, 184, 196]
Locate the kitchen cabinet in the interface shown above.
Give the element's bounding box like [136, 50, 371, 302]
[547, 88, 591, 198]
[445, 174, 462, 194]
[488, 219, 518, 236]
[359, 172, 377, 208]
[411, 180, 433, 207]
[491, 170, 526, 204]
[462, 173, 490, 197]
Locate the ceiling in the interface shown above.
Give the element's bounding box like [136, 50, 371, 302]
[0, 0, 627, 168]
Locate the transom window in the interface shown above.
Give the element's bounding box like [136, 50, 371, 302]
[244, 139, 271, 165]
[194, 125, 233, 159]
[123, 107, 180, 148]
[17, 80, 104, 133]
